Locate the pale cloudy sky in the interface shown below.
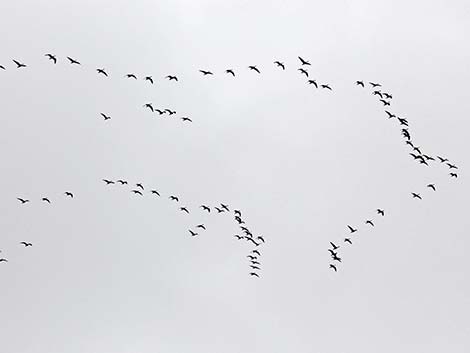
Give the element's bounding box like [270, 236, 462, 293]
[1, 1, 469, 352]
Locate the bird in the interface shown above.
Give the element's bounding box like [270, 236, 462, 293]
[377, 209, 385, 216]
[356, 80, 365, 87]
[165, 109, 176, 115]
[169, 196, 179, 202]
[150, 190, 160, 196]
[143, 103, 154, 112]
[132, 190, 143, 196]
[116, 180, 128, 185]
[17, 198, 29, 204]
[332, 255, 342, 262]
[199, 70, 213, 75]
[344, 238, 353, 244]
[347, 225, 358, 233]
[257, 236, 265, 243]
[321, 84, 332, 90]
[45, 54, 57, 64]
[427, 184, 436, 191]
[20, 242, 32, 247]
[196, 224, 206, 230]
[250, 272, 260, 278]
[247, 255, 257, 260]
[385, 111, 396, 119]
[0, 65, 5, 70]
[308, 80, 318, 88]
[67, 57, 81, 65]
[155, 109, 165, 115]
[166, 75, 178, 81]
[298, 56, 311, 66]
[189, 230, 198, 237]
[103, 179, 114, 185]
[298, 68, 308, 77]
[180, 207, 190, 214]
[200, 205, 211, 212]
[369, 82, 381, 88]
[412, 193, 422, 199]
[383, 93, 393, 99]
[447, 163, 458, 169]
[215, 207, 225, 213]
[136, 183, 144, 190]
[365, 220, 374, 226]
[144, 76, 154, 84]
[248, 65, 260, 73]
[413, 146, 422, 154]
[329, 264, 337, 272]
[181, 117, 192, 122]
[252, 250, 260, 256]
[373, 91, 383, 98]
[234, 235, 243, 240]
[274, 61, 285, 70]
[42, 197, 51, 203]
[126, 73, 137, 79]
[328, 249, 337, 257]
[64, 192, 73, 198]
[437, 156, 449, 163]
[379, 99, 390, 106]
[450, 173, 458, 178]
[234, 210, 242, 217]
[250, 265, 260, 270]
[423, 155, 434, 161]
[100, 113, 111, 120]
[13, 60, 27, 68]
[0, 258, 8, 262]
[225, 69, 235, 76]
[221, 203, 230, 212]
[329, 242, 340, 250]
[96, 68, 108, 76]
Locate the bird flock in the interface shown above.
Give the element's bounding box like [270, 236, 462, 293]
[2, 54, 460, 277]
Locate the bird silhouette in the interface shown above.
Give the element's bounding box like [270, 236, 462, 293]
[17, 198, 29, 204]
[234, 235, 243, 240]
[447, 163, 458, 169]
[45, 54, 57, 64]
[450, 173, 458, 178]
[169, 196, 179, 202]
[332, 255, 342, 262]
[298, 68, 308, 77]
[225, 69, 235, 76]
[330, 242, 340, 250]
[365, 220, 374, 226]
[257, 236, 265, 243]
[180, 207, 190, 214]
[166, 75, 178, 81]
[427, 184, 436, 191]
[181, 117, 192, 122]
[377, 209, 385, 216]
[344, 238, 353, 244]
[369, 82, 381, 88]
[155, 109, 165, 115]
[189, 230, 198, 237]
[412, 192, 422, 199]
[117, 180, 128, 185]
[150, 190, 160, 196]
[383, 93, 393, 99]
[328, 249, 337, 257]
[126, 73, 137, 79]
[220, 203, 229, 211]
[136, 183, 144, 190]
[385, 111, 396, 119]
[0, 258, 8, 262]
[252, 250, 260, 256]
[103, 179, 114, 185]
[100, 113, 111, 120]
[274, 61, 285, 70]
[67, 57, 81, 65]
[199, 70, 213, 75]
[0, 65, 5, 70]
[165, 109, 176, 115]
[308, 80, 318, 88]
[379, 99, 390, 106]
[20, 242, 32, 247]
[234, 210, 242, 217]
[144, 103, 154, 112]
[144, 76, 154, 84]
[373, 91, 383, 98]
[356, 80, 364, 87]
[200, 205, 211, 212]
[250, 272, 260, 277]
[215, 207, 225, 213]
[42, 197, 51, 203]
[64, 192, 73, 198]
[250, 265, 260, 270]
[13, 60, 27, 68]
[321, 84, 332, 90]
[298, 56, 311, 66]
[329, 264, 337, 272]
[196, 224, 206, 230]
[247, 255, 257, 260]
[132, 190, 143, 196]
[96, 68, 108, 76]
[347, 225, 358, 233]
[248, 65, 260, 73]
[437, 156, 449, 163]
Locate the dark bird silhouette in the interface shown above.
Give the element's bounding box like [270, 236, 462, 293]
[330, 242, 340, 250]
[117, 180, 128, 185]
[366, 220, 374, 226]
[17, 198, 29, 204]
[96, 68, 108, 76]
[247, 238, 260, 246]
[136, 183, 144, 190]
[166, 75, 178, 81]
[427, 184, 436, 191]
[413, 146, 422, 154]
[165, 109, 176, 115]
[169, 196, 179, 202]
[200, 205, 211, 212]
[103, 179, 114, 185]
[234, 235, 243, 240]
[45, 54, 57, 64]
[234, 209, 242, 217]
[247, 255, 257, 260]
[385, 111, 396, 119]
[398, 118, 409, 126]
[144, 76, 154, 84]
[215, 207, 225, 213]
[379, 99, 390, 106]
[67, 57, 81, 65]
[328, 249, 337, 257]
[347, 225, 358, 233]
[42, 197, 51, 203]
[250, 272, 260, 277]
[132, 190, 143, 196]
[450, 173, 458, 178]
[447, 163, 458, 169]
[20, 242, 32, 247]
[0, 258, 8, 262]
[150, 190, 160, 196]
[155, 109, 165, 115]
[248, 65, 260, 73]
[298, 68, 308, 77]
[298, 56, 311, 66]
[329, 264, 337, 272]
[383, 93, 393, 99]
[369, 82, 381, 88]
[344, 238, 353, 244]
[126, 73, 137, 79]
[225, 69, 235, 76]
[180, 207, 190, 214]
[221, 203, 230, 212]
[321, 84, 332, 90]
[405, 141, 414, 148]
[274, 61, 285, 70]
[100, 113, 111, 120]
[189, 230, 198, 237]
[250, 265, 260, 270]
[332, 255, 342, 262]
[0, 65, 5, 70]
[64, 192, 73, 198]
[196, 224, 206, 230]
[308, 80, 318, 88]
[373, 91, 383, 98]
[412, 192, 422, 200]
[356, 80, 365, 87]
[144, 103, 154, 112]
[377, 209, 385, 216]
[199, 70, 213, 76]
[437, 156, 449, 163]
[423, 155, 435, 161]
[257, 236, 265, 243]
[181, 117, 192, 122]
[13, 60, 27, 68]
[252, 250, 261, 256]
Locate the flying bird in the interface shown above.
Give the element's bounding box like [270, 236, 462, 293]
[344, 238, 353, 244]
[248, 65, 260, 73]
[356, 80, 364, 87]
[373, 91, 383, 98]
[365, 220, 374, 226]
[126, 73, 137, 79]
[180, 207, 190, 214]
[143, 103, 154, 112]
[427, 184, 436, 191]
[347, 225, 358, 233]
[189, 230, 198, 237]
[42, 197, 51, 203]
[116, 180, 128, 185]
[100, 113, 111, 120]
[0, 258, 8, 262]
[447, 163, 458, 169]
[20, 242, 32, 247]
[181, 117, 192, 122]
[103, 179, 114, 185]
[329, 264, 337, 272]
[17, 198, 29, 204]
[166, 75, 178, 81]
[96, 68, 108, 76]
[221, 203, 230, 211]
[321, 84, 332, 90]
[329, 242, 340, 250]
[150, 190, 160, 196]
[252, 250, 260, 256]
[234, 235, 243, 240]
[437, 156, 449, 163]
[215, 207, 225, 213]
[379, 99, 390, 106]
[200, 205, 211, 212]
[298, 68, 308, 77]
[412, 193, 422, 199]
[450, 173, 458, 178]
[196, 224, 206, 230]
[274, 61, 285, 70]
[308, 80, 318, 88]
[298, 56, 311, 66]
[45, 54, 57, 64]
[377, 209, 385, 216]
[132, 190, 143, 196]
[136, 183, 144, 190]
[67, 57, 81, 65]
[64, 192, 73, 198]
[13, 60, 27, 68]
[199, 70, 213, 76]
[385, 111, 396, 119]
[225, 69, 235, 76]
[257, 236, 265, 243]
[0, 65, 5, 70]
[383, 93, 393, 99]
[169, 196, 179, 202]
[144, 76, 153, 84]
[369, 82, 381, 88]
[234, 210, 242, 217]
[250, 272, 260, 278]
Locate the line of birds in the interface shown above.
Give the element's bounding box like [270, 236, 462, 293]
[328, 81, 460, 272]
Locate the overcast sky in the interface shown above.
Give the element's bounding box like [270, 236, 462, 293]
[1, 1, 469, 352]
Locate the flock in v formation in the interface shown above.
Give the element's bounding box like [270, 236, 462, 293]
[2, 55, 460, 275]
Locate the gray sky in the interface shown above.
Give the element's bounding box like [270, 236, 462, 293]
[1, 0, 469, 352]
